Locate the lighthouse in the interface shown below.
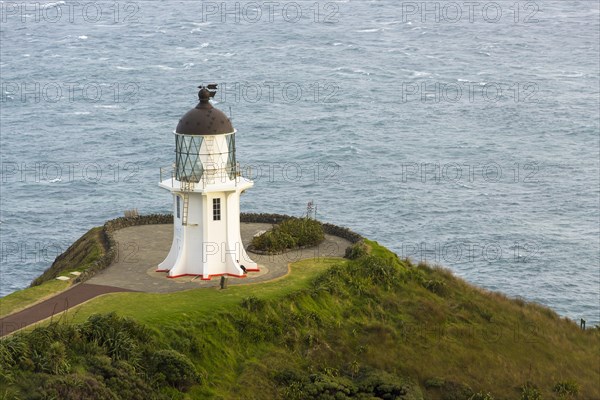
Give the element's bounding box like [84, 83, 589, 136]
[158, 85, 258, 279]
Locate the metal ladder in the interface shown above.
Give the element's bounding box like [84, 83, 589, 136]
[181, 180, 195, 225]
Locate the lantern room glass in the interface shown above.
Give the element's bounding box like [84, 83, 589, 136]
[175, 135, 204, 182]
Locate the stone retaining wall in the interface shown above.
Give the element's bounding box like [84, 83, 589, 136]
[74, 214, 174, 283]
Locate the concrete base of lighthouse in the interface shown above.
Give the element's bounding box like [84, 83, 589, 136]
[157, 178, 258, 280]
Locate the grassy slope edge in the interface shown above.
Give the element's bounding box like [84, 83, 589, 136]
[0, 227, 105, 318]
[1, 240, 599, 400]
[31, 226, 106, 286]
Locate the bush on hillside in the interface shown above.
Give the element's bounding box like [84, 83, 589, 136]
[148, 350, 200, 391]
[38, 374, 117, 400]
[469, 392, 495, 400]
[250, 217, 324, 254]
[553, 380, 579, 398]
[80, 313, 151, 362]
[278, 217, 325, 247]
[440, 380, 474, 400]
[520, 382, 542, 400]
[274, 368, 423, 400]
[251, 230, 298, 254]
[0, 313, 196, 400]
[344, 241, 369, 259]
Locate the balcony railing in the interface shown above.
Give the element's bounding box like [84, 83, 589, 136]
[159, 162, 248, 190]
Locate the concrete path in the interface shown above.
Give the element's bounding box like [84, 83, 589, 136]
[0, 284, 136, 337]
[0, 223, 351, 336]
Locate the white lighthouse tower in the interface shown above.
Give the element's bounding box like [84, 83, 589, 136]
[158, 85, 258, 279]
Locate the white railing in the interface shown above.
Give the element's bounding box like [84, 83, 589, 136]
[159, 162, 247, 190]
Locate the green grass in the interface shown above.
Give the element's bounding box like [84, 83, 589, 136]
[66, 257, 340, 326]
[0, 280, 70, 318]
[2, 238, 599, 400]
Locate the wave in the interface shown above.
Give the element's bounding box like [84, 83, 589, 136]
[152, 65, 176, 70]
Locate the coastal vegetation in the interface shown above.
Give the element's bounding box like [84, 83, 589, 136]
[1, 236, 598, 399]
[249, 217, 325, 254]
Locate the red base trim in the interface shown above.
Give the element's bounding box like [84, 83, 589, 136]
[166, 273, 247, 280]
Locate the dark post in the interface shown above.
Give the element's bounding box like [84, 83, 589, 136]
[220, 276, 228, 289]
[580, 318, 586, 330]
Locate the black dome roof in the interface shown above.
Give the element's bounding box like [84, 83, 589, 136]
[175, 87, 234, 135]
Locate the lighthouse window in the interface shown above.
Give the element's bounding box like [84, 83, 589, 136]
[176, 196, 180, 219]
[213, 198, 221, 221]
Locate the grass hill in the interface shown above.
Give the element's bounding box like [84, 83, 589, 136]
[1, 228, 598, 399]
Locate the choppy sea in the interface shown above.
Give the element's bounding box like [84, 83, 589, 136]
[1, 0, 599, 324]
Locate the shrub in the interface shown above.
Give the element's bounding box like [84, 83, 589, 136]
[39, 374, 118, 400]
[424, 377, 445, 388]
[344, 241, 369, 259]
[0, 336, 27, 372]
[0, 342, 16, 383]
[44, 342, 71, 375]
[423, 279, 447, 296]
[80, 313, 151, 362]
[232, 311, 279, 342]
[274, 368, 423, 400]
[469, 392, 495, 400]
[553, 380, 579, 398]
[359, 370, 423, 400]
[22, 325, 77, 375]
[350, 255, 402, 290]
[241, 296, 266, 312]
[250, 217, 324, 254]
[274, 369, 307, 386]
[83, 356, 156, 399]
[520, 382, 542, 400]
[148, 350, 200, 391]
[240, 213, 363, 244]
[440, 380, 473, 400]
[251, 230, 297, 254]
[0, 313, 199, 399]
[278, 217, 324, 247]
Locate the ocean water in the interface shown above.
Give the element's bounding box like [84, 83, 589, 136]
[0, 1, 598, 324]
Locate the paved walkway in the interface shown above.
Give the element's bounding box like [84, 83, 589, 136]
[0, 284, 136, 337]
[0, 223, 351, 336]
